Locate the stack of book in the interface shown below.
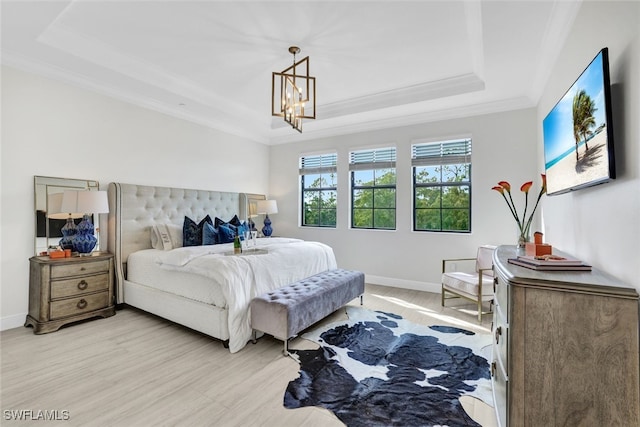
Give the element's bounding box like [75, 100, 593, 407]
[508, 254, 592, 271]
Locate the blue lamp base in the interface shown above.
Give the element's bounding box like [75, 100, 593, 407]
[262, 214, 273, 237]
[59, 218, 76, 250]
[73, 214, 97, 255]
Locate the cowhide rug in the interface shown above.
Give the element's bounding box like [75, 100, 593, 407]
[284, 307, 493, 427]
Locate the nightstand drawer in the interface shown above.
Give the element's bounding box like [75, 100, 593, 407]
[50, 273, 110, 299]
[50, 292, 109, 320]
[50, 259, 110, 279]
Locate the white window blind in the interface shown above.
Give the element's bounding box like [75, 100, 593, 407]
[349, 147, 396, 171]
[299, 153, 337, 175]
[412, 139, 471, 166]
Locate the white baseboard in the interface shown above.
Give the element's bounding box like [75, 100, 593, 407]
[1, 313, 26, 331]
[365, 275, 441, 294]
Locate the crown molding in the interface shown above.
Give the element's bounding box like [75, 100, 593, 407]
[268, 96, 535, 145]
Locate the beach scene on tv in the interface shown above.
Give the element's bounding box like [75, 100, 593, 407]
[543, 51, 611, 195]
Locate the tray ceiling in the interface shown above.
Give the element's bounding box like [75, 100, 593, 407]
[1, 1, 581, 144]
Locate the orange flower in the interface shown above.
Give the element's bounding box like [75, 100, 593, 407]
[498, 181, 511, 192]
[520, 181, 533, 193]
[492, 175, 547, 245]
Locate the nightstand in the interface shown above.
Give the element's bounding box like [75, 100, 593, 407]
[25, 252, 115, 334]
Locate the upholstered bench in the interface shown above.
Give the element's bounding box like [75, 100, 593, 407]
[250, 269, 365, 355]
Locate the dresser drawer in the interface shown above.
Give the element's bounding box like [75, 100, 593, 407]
[50, 259, 110, 279]
[493, 304, 508, 372]
[492, 356, 508, 427]
[494, 274, 508, 321]
[50, 273, 110, 299]
[49, 292, 109, 320]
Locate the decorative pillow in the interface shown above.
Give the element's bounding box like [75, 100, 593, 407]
[214, 216, 227, 228]
[217, 223, 236, 244]
[202, 222, 219, 245]
[150, 224, 173, 250]
[165, 223, 184, 248]
[237, 221, 249, 240]
[228, 214, 242, 227]
[150, 223, 184, 250]
[215, 215, 242, 228]
[183, 215, 212, 247]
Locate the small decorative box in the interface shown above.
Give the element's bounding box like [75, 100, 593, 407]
[49, 250, 66, 259]
[525, 243, 553, 256]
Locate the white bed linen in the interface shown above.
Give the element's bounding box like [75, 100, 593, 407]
[155, 237, 337, 352]
[127, 249, 227, 308]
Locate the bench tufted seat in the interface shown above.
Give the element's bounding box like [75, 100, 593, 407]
[250, 269, 365, 355]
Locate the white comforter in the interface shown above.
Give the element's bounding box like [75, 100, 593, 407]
[154, 238, 337, 353]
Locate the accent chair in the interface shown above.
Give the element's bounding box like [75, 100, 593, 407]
[441, 245, 496, 322]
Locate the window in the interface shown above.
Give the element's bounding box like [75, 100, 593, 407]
[300, 153, 337, 227]
[350, 147, 396, 230]
[413, 139, 471, 232]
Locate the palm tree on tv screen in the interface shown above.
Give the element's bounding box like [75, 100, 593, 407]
[572, 89, 597, 161]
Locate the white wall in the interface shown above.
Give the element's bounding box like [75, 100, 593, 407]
[1, 66, 269, 329]
[269, 108, 538, 291]
[537, 1, 640, 289]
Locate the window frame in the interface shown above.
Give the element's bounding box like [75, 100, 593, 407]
[299, 153, 338, 228]
[412, 139, 472, 233]
[349, 147, 397, 230]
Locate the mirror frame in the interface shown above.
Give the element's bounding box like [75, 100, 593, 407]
[34, 176, 100, 255]
[242, 193, 266, 234]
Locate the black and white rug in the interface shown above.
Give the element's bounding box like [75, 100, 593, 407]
[284, 307, 493, 427]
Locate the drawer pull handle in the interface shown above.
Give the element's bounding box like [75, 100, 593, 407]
[77, 299, 88, 309]
[493, 277, 498, 292]
[80, 267, 86, 271]
[495, 326, 502, 344]
[491, 361, 496, 377]
[77, 280, 88, 290]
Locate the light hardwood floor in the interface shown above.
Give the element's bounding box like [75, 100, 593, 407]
[1, 285, 496, 426]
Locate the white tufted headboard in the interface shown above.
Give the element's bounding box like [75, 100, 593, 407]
[107, 182, 249, 303]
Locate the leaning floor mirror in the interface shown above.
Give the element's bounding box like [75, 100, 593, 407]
[34, 176, 101, 255]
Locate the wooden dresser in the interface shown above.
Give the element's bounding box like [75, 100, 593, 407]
[492, 245, 639, 427]
[25, 252, 116, 334]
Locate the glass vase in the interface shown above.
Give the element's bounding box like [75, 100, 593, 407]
[517, 228, 530, 249]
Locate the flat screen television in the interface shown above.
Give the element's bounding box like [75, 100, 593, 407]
[542, 47, 616, 195]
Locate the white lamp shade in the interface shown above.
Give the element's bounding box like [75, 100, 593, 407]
[256, 199, 278, 215]
[49, 192, 83, 219]
[47, 193, 82, 219]
[61, 190, 109, 215]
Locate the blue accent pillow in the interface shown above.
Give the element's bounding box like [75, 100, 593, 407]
[214, 216, 226, 228]
[217, 223, 235, 244]
[183, 215, 212, 247]
[237, 221, 249, 240]
[215, 215, 242, 228]
[228, 214, 242, 227]
[202, 222, 219, 245]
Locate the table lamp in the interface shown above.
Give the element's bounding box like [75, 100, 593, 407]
[61, 190, 109, 255]
[256, 200, 278, 237]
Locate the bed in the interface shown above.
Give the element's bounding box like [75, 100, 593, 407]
[107, 182, 337, 352]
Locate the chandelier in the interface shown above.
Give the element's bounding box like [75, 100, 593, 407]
[272, 46, 316, 133]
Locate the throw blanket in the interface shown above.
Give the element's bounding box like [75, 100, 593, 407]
[155, 238, 337, 352]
